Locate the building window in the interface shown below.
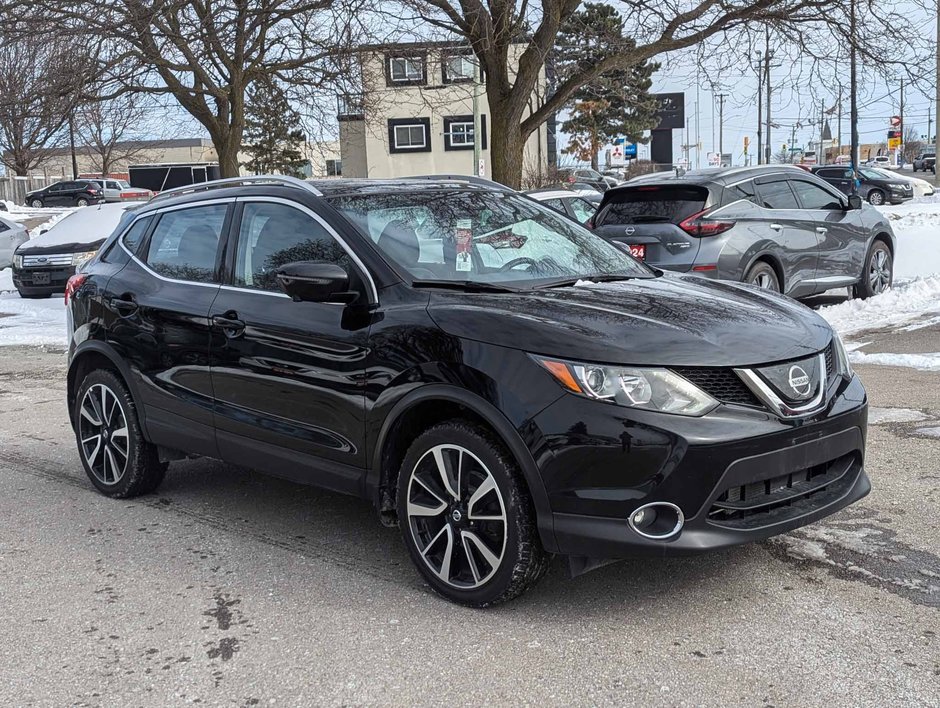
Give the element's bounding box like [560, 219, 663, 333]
[443, 115, 487, 151]
[337, 93, 363, 119]
[388, 118, 432, 153]
[443, 54, 477, 83]
[326, 159, 342, 176]
[387, 55, 425, 85]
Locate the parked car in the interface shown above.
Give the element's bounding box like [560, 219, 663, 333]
[86, 178, 154, 203]
[590, 166, 895, 299]
[912, 152, 935, 173]
[526, 188, 598, 224]
[24, 180, 106, 208]
[12, 203, 133, 297]
[871, 169, 935, 198]
[864, 155, 892, 168]
[0, 215, 29, 270]
[812, 165, 913, 205]
[65, 175, 870, 606]
[557, 168, 608, 192]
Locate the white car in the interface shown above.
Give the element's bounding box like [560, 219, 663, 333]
[0, 215, 29, 270]
[868, 168, 935, 198]
[526, 189, 599, 224]
[865, 156, 893, 168]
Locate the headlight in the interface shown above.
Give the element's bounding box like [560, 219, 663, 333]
[831, 331, 854, 379]
[71, 250, 97, 266]
[889, 183, 907, 190]
[13, 253, 23, 269]
[534, 356, 718, 416]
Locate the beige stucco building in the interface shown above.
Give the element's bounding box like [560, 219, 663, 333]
[37, 139, 219, 178]
[337, 42, 555, 181]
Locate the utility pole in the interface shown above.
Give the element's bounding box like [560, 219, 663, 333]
[900, 78, 905, 165]
[473, 62, 482, 177]
[790, 123, 798, 163]
[851, 0, 859, 185]
[755, 51, 764, 164]
[837, 82, 843, 160]
[936, 0, 940, 184]
[764, 28, 773, 164]
[68, 111, 78, 180]
[717, 93, 727, 158]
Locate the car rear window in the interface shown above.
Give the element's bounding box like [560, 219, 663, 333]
[595, 186, 708, 226]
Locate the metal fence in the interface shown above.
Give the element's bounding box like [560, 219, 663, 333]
[0, 176, 51, 206]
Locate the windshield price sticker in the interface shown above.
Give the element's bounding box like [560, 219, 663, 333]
[456, 218, 472, 271]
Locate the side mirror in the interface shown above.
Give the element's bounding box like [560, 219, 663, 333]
[275, 261, 357, 304]
[847, 194, 863, 210]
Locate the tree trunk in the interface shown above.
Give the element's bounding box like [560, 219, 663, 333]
[215, 138, 241, 178]
[489, 108, 527, 189]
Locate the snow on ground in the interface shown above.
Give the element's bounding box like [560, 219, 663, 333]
[0, 290, 66, 347]
[867, 407, 933, 425]
[818, 276, 940, 337]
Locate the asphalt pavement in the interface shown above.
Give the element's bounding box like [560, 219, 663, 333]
[0, 339, 937, 706]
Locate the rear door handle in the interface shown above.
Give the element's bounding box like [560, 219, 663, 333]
[107, 295, 138, 316]
[212, 312, 246, 338]
[769, 223, 783, 232]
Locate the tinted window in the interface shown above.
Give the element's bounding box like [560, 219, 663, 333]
[597, 186, 707, 225]
[234, 202, 350, 292]
[107, 181, 121, 190]
[756, 180, 799, 209]
[791, 181, 843, 210]
[145, 204, 227, 283]
[724, 180, 759, 205]
[817, 168, 851, 179]
[122, 216, 152, 255]
[540, 198, 566, 213]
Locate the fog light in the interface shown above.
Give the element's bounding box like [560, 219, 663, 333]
[628, 502, 684, 540]
[631, 508, 657, 529]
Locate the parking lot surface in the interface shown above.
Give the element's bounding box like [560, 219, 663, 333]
[1, 341, 938, 706]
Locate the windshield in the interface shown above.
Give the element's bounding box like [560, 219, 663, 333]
[328, 189, 651, 286]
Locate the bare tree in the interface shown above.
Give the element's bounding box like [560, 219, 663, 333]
[26, 0, 363, 178]
[399, 0, 927, 188]
[0, 30, 85, 175]
[73, 93, 164, 176]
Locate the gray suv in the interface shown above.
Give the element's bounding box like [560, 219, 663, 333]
[591, 166, 896, 299]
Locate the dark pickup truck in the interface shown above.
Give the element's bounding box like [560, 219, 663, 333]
[913, 152, 935, 173]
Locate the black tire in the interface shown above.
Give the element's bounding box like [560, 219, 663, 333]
[29, 199, 43, 208]
[854, 240, 893, 299]
[397, 420, 550, 607]
[744, 261, 780, 293]
[867, 189, 886, 206]
[73, 369, 167, 498]
[76, 197, 90, 207]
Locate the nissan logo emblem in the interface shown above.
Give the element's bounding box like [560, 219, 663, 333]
[624, 226, 635, 236]
[788, 365, 811, 396]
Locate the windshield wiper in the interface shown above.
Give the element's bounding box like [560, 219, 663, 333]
[410, 278, 519, 293]
[536, 274, 644, 290]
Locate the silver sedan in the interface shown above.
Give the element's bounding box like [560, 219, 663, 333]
[0, 215, 29, 270]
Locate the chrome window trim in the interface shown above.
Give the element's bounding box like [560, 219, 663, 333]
[234, 196, 379, 305]
[734, 353, 827, 419]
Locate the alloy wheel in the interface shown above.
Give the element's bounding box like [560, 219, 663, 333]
[868, 248, 891, 295]
[406, 444, 507, 589]
[78, 383, 130, 486]
[868, 191, 885, 205]
[752, 270, 778, 291]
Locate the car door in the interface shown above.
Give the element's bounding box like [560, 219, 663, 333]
[814, 167, 854, 196]
[208, 197, 373, 494]
[790, 178, 868, 292]
[46, 182, 69, 206]
[101, 200, 230, 458]
[752, 176, 820, 297]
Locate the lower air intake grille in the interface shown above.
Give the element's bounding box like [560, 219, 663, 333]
[671, 367, 762, 407]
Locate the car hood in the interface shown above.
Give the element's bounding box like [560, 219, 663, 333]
[427, 273, 833, 367]
[16, 237, 106, 256]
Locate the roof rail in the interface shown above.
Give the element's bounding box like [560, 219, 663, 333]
[406, 174, 516, 192]
[151, 175, 323, 201]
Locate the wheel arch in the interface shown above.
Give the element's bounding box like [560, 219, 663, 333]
[743, 251, 786, 293]
[369, 384, 557, 553]
[67, 341, 147, 434]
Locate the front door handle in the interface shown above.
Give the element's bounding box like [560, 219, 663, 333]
[769, 223, 783, 232]
[816, 227, 828, 235]
[212, 312, 246, 338]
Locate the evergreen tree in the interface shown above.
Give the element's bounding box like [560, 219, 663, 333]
[556, 3, 659, 171]
[241, 79, 308, 177]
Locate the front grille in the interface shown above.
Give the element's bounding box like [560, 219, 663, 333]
[22, 253, 72, 267]
[825, 342, 834, 378]
[672, 367, 762, 407]
[707, 453, 857, 529]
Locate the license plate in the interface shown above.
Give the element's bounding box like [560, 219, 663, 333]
[32, 272, 50, 285]
[628, 244, 646, 260]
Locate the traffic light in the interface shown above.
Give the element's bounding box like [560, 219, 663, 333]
[744, 136, 750, 149]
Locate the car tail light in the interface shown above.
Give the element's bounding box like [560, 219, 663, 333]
[678, 209, 735, 237]
[86, 186, 98, 194]
[64, 273, 87, 305]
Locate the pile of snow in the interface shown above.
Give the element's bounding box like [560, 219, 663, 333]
[25, 202, 129, 248]
[818, 276, 940, 337]
[1, 203, 75, 227]
[876, 202, 940, 279]
[0, 291, 66, 347]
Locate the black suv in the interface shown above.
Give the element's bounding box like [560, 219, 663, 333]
[811, 165, 913, 205]
[25, 180, 105, 208]
[66, 176, 870, 606]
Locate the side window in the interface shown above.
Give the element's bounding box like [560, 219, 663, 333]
[756, 180, 799, 209]
[569, 198, 597, 223]
[107, 180, 121, 190]
[144, 204, 227, 283]
[0, 220, 8, 233]
[121, 216, 152, 255]
[540, 198, 566, 213]
[234, 202, 351, 292]
[724, 180, 759, 205]
[791, 181, 843, 210]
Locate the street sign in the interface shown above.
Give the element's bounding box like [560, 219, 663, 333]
[707, 152, 721, 166]
[890, 115, 902, 127]
[624, 142, 637, 159]
[888, 137, 901, 149]
[477, 158, 485, 177]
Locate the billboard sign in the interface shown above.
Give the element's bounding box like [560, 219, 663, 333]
[624, 142, 638, 159]
[653, 93, 685, 130]
[610, 144, 625, 166]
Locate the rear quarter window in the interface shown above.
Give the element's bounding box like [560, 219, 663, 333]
[596, 186, 708, 226]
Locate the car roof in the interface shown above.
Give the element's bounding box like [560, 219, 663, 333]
[525, 189, 582, 200]
[618, 165, 807, 189]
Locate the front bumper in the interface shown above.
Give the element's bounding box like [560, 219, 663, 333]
[530, 373, 869, 558]
[13, 265, 75, 295]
